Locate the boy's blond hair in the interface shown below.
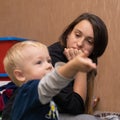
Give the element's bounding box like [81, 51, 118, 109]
[3, 40, 47, 85]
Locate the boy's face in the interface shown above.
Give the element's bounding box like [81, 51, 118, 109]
[18, 45, 53, 81]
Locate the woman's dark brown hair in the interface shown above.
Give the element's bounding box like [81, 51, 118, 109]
[59, 12, 108, 58]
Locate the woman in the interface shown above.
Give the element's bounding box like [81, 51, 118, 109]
[48, 12, 108, 115]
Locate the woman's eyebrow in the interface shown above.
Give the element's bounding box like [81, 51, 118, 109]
[74, 29, 81, 33]
[74, 29, 94, 39]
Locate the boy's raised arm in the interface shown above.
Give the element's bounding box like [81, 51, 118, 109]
[58, 54, 96, 79]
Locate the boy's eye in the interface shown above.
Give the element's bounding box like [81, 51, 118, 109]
[48, 59, 52, 63]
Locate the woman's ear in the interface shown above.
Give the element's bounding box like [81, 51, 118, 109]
[14, 69, 26, 82]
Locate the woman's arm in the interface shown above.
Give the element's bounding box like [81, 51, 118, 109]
[73, 72, 87, 103]
[64, 48, 88, 103]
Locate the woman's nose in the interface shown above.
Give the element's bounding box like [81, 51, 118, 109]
[77, 38, 84, 47]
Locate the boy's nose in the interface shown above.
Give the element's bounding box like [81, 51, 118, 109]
[46, 63, 53, 70]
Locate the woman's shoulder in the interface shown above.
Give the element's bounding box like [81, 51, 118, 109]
[48, 42, 67, 65]
[48, 42, 64, 55]
[48, 42, 64, 50]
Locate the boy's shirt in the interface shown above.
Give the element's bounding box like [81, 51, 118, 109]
[11, 66, 73, 120]
[11, 80, 58, 120]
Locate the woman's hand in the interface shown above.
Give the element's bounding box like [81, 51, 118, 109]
[64, 48, 89, 61]
[64, 48, 81, 61]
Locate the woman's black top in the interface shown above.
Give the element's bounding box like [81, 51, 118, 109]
[48, 42, 85, 115]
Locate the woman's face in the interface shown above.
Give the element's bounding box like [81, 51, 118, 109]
[66, 20, 94, 56]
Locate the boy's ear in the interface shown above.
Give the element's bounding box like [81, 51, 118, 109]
[14, 69, 25, 82]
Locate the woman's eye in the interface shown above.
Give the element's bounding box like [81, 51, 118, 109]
[36, 61, 42, 64]
[75, 34, 80, 38]
[86, 38, 94, 45]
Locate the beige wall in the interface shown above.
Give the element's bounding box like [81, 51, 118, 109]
[0, 0, 120, 113]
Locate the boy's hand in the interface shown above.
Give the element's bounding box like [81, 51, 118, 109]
[75, 53, 96, 72]
[58, 53, 96, 79]
[58, 48, 96, 79]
